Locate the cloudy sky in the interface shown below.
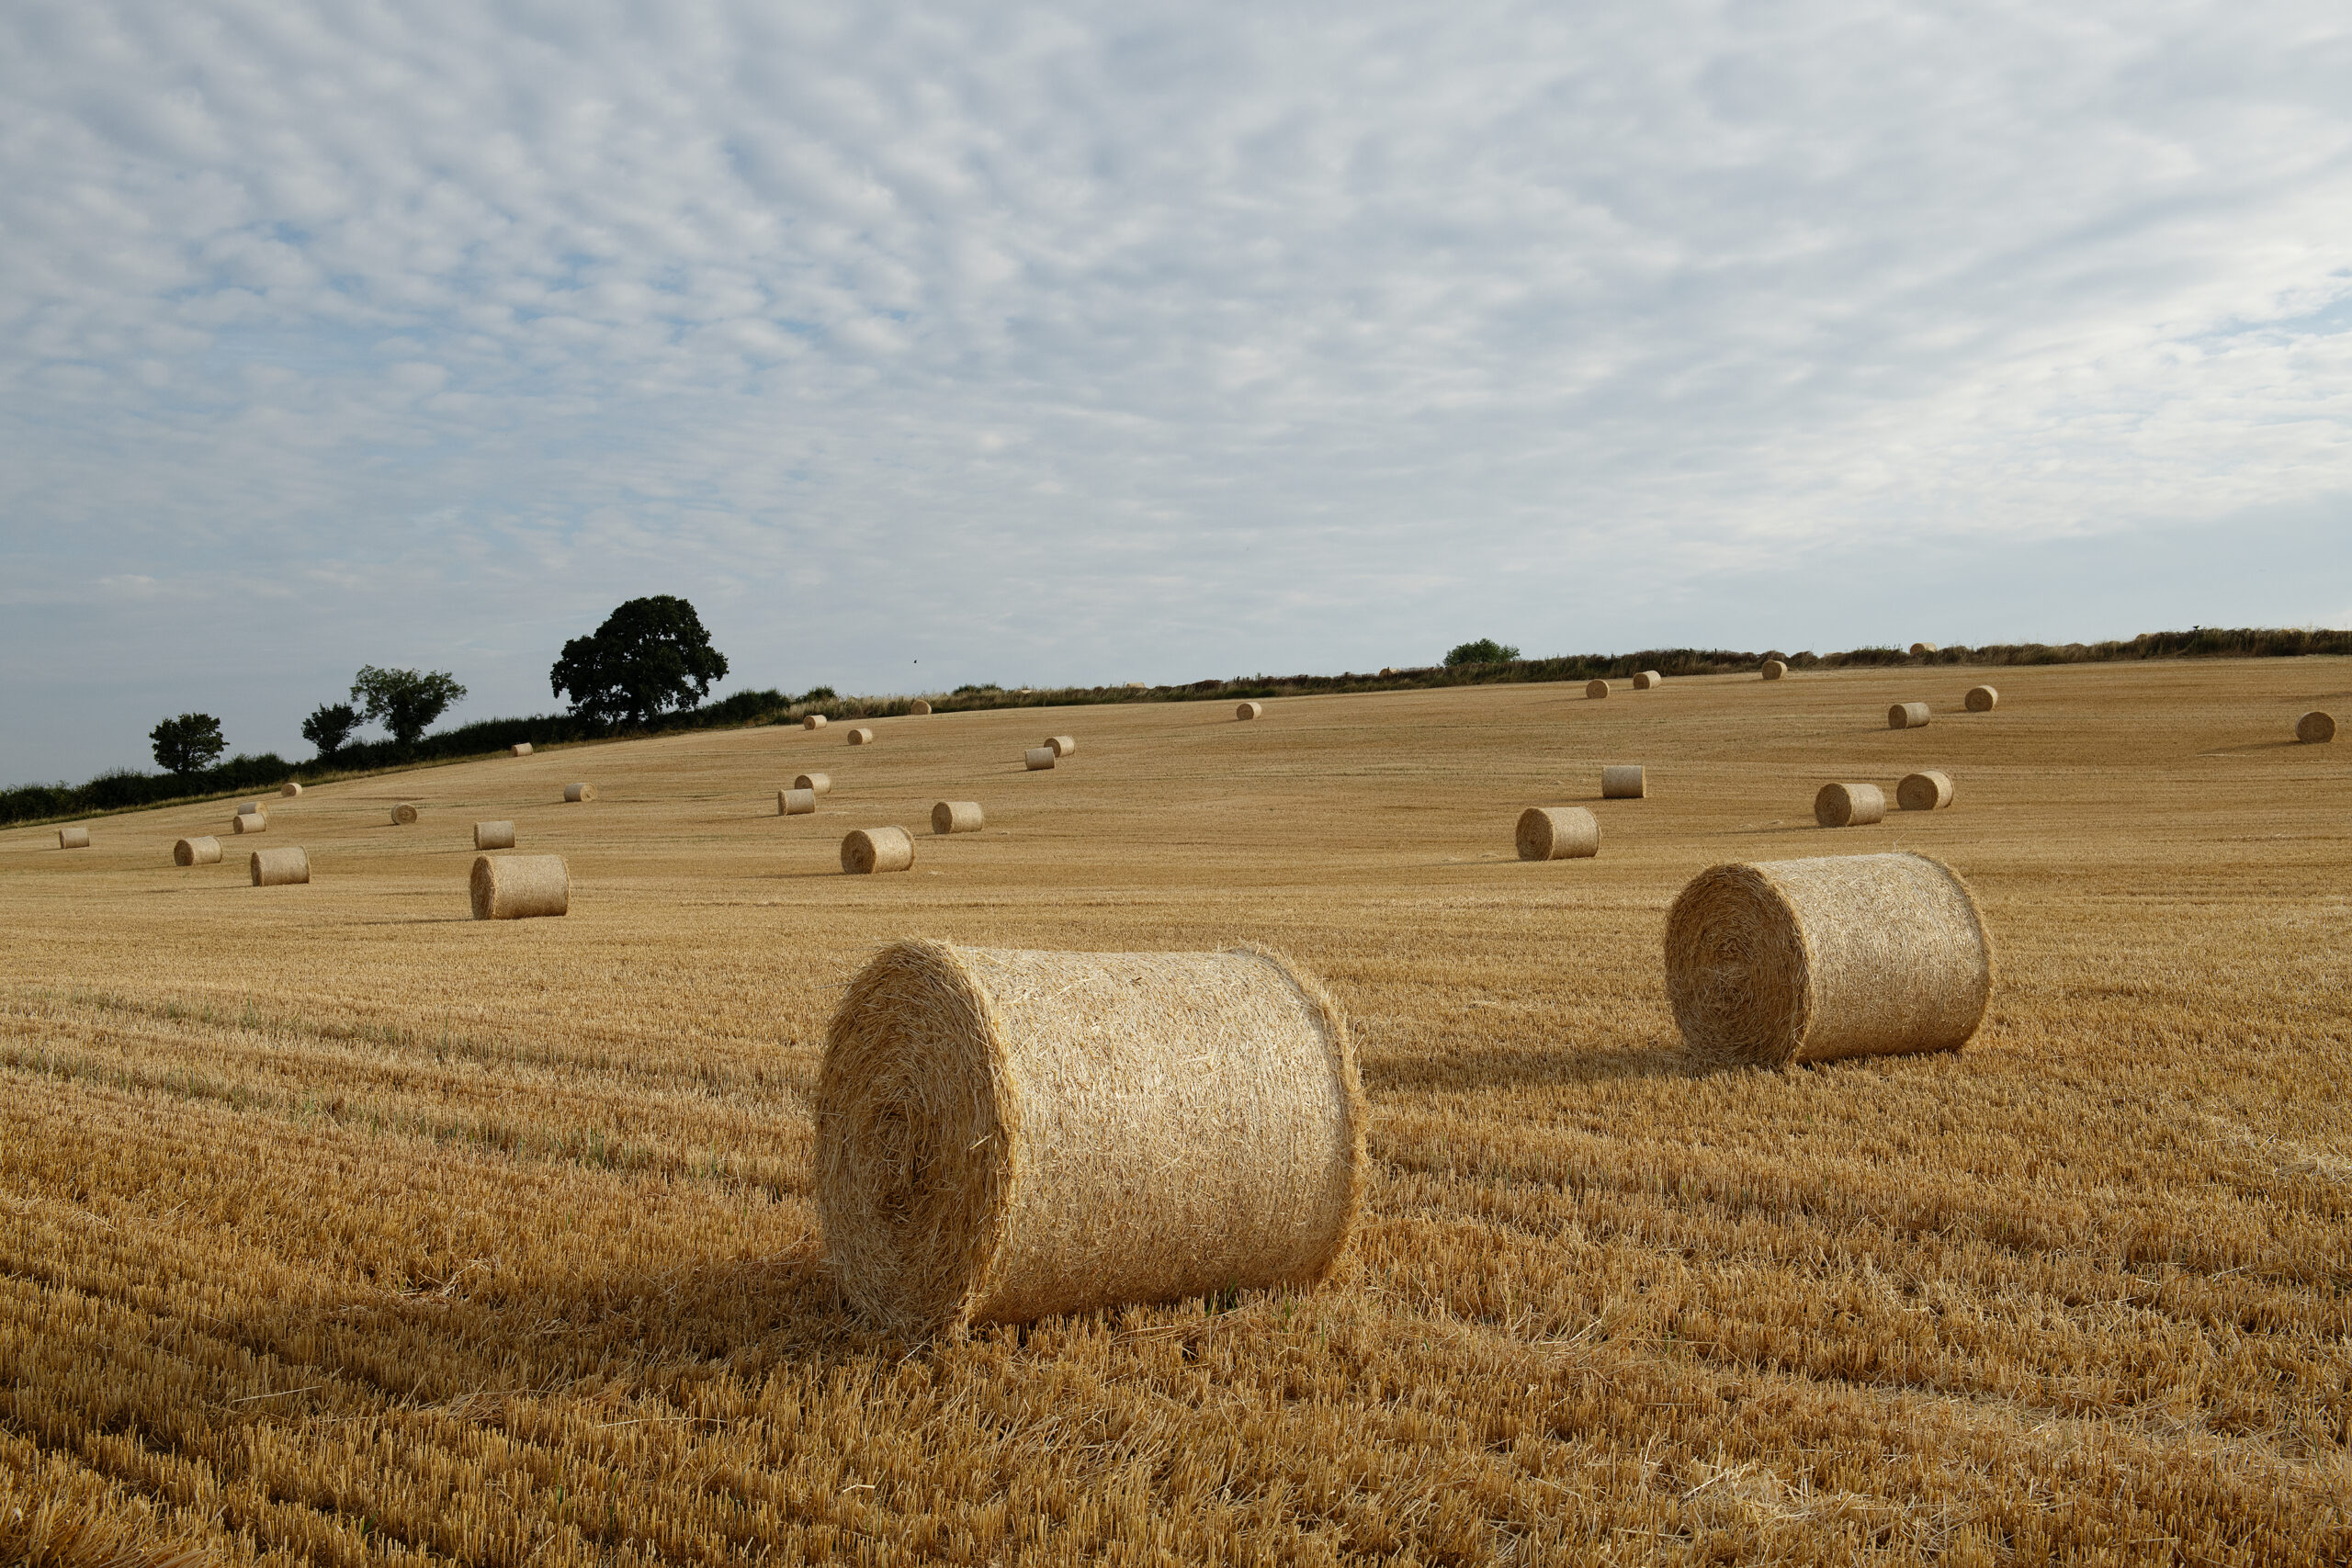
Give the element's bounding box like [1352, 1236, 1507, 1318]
[4, 1, 2348, 781]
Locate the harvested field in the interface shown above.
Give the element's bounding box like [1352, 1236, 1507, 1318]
[3, 658, 2349, 1564]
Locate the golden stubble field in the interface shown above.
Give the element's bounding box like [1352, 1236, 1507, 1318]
[3, 659, 2348, 1565]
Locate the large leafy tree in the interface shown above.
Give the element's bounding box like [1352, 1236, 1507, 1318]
[300, 702, 362, 759]
[350, 666, 467, 749]
[550, 595, 729, 727]
[1444, 637, 1520, 667]
[151, 713, 227, 776]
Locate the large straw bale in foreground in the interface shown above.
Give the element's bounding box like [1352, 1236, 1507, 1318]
[1601, 764, 1646, 799]
[796, 773, 831, 795]
[1897, 771, 1955, 811]
[817, 941, 1365, 1334]
[1761, 660, 1786, 681]
[391, 803, 419, 825]
[1633, 671, 1662, 690]
[842, 827, 915, 874]
[1965, 685, 1998, 713]
[470, 853, 569, 919]
[474, 820, 517, 850]
[779, 788, 817, 816]
[1516, 807, 1599, 861]
[511, 742, 533, 757]
[1024, 747, 1056, 771]
[174, 836, 220, 866]
[1586, 680, 1610, 699]
[1664, 851, 1993, 1068]
[1815, 783, 1885, 827]
[932, 800, 984, 834]
[250, 847, 309, 886]
[2296, 711, 2335, 744]
[233, 813, 266, 834]
[1236, 702, 1263, 720]
[847, 728, 876, 746]
[58, 827, 89, 850]
[1046, 735, 1078, 756]
[564, 784, 594, 803]
[1888, 702, 1931, 729]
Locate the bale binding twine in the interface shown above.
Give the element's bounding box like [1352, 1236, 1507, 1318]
[1516, 807, 1600, 861]
[1601, 764, 1646, 800]
[1664, 851, 1992, 1068]
[564, 784, 594, 803]
[250, 847, 309, 886]
[1024, 747, 1057, 771]
[816, 940, 1365, 1334]
[58, 827, 89, 850]
[233, 813, 266, 834]
[391, 803, 420, 826]
[474, 820, 517, 851]
[174, 836, 220, 866]
[1586, 680, 1610, 699]
[842, 827, 915, 874]
[796, 773, 832, 795]
[2296, 711, 2335, 744]
[511, 742, 533, 757]
[779, 788, 817, 816]
[847, 728, 876, 746]
[1633, 671, 1663, 690]
[1815, 783, 1885, 828]
[1965, 686, 1998, 713]
[1236, 702, 1263, 720]
[1888, 702, 1931, 729]
[932, 801, 984, 835]
[1897, 772, 1955, 811]
[470, 854, 569, 920]
[1762, 660, 1786, 681]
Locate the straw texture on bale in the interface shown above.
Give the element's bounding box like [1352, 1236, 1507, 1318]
[1236, 702, 1264, 720]
[473, 820, 517, 851]
[564, 784, 594, 803]
[1664, 851, 1993, 1068]
[1024, 747, 1056, 771]
[779, 788, 817, 816]
[174, 836, 220, 866]
[233, 813, 266, 834]
[1586, 680, 1610, 699]
[279, 781, 303, 798]
[1515, 807, 1600, 862]
[58, 827, 89, 850]
[239, 801, 262, 815]
[1046, 735, 1078, 756]
[1897, 771, 1955, 812]
[796, 773, 832, 794]
[1965, 685, 1999, 713]
[1815, 782, 1886, 828]
[511, 742, 533, 757]
[2296, 711, 2335, 744]
[391, 803, 420, 826]
[1889, 702, 1931, 729]
[847, 728, 876, 746]
[470, 853, 569, 920]
[841, 826, 915, 874]
[804, 715, 828, 730]
[249, 847, 309, 886]
[1761, 660, 1787, 681]
[1633, 671, 1662, 690]
[816, 941, 1366, 1334]
[1600, 764, 1646, 800]
[932, 800, 984, 835]
[911, 700, 933, 715]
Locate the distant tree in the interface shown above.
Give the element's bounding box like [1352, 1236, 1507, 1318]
[549, 595, 729, 727]
[350, 666, 467, 749]
[798, 685, 837, 705]
[1444, 638, 1521, 667]
[300, 702, 362, 759]
[150, 713, 226, 776]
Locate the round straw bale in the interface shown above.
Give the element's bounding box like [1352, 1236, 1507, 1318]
[779, 788, 817, 816]
[564, 783, 594, 803]
[1761, 660, 1786, 681]
[511, 741, 533, 757]
[932, 800, 984, 834]
[250, 847, 309, 886]
[390, 803, 419, 826]
[796, 773, 832, 795]
[847, 727, 876, 746]
[842, 826, 915, 874]
[1046, 735, 1078, 756]
[804, 715, 828, 730]
[1633, 671, 1662, 690]
[2296, 710, 2335, 744]
[1897, 771, 1955, 811]
[1664, 851, 1993, 1068]
[911, 700, 933, 716]
[474, 820, 517, 850]
[58, 827, 89, 850]
[1516, 806, 1599, 861]
[1024, 747, 1057, 771]
[238, 801, 263, 816]
[1236, 701, 1264, 720]
[1888, 702, 1931, 729]
[233, 812, 267, 834]
[1814, 782, 1885, 828]
[174, 836, 220, 866]
[470, 853, 569, 919]
[1380, 667, 1396, 677]
[1584, 679, 1611, 699]
[1964, 685, 1998, 713]
[1910, 642, 1939, 655]
[1600, 764, 1646, 800]
[816, 940, 1364, 1334]
[279, 781, 303, 798]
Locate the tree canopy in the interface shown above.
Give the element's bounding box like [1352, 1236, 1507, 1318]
[350, 666, 467, 748]
[150, 713, 226, 776]
[549, 595, 729, 727]
[1443, 638, 1521, 667]
[301, 702, 362, 759]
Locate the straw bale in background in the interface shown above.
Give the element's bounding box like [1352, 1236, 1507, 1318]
[804, 715, 829, 730]
[1046, 735, 1078, 756]
[470, 853, 569, 920]
[847, 728, 876, 746]
[1888, 702, 1931, 729]
[1897, 772, 1955, 811]
[233, 813, 266, 834]
[1664, 851, 1992, 1068]
[842, 827, 915, 874]
[911, 700, 933, 715]
[58, 827, 89, 850]
[1633, 671, 1663, 690]
[1601, 764, 1646, 799]
[1236, 702, 1263, 720]
[474, 820, 517, 850]
[1586, 680, 1610, 699]
[2296, 711, 2335, 744]
[816, 940, 1364, 1334]
[279, 782, 303, 798]
[1761, 660, 1786, 681]
[779, 788, 817, 816]
[1965, 686, 1998, 713]
[238, 802, 263, 816]
[1910, 642, 1939, 655]
[1815, 782, 1885, 828]
[564, 784, 595, 803]
[1024, 748, 1056, 771]
[174, 836, 220, 866]
[391, 803, 420, 825]
[932, 801, 984, 834]
[796, 773, 832, 794]
[511, 742, 533, 757]
[1516, 807, 1599, 861]
[250, 847, 309, 886]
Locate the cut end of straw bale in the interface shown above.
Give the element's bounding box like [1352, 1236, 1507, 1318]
[250, 847, 309, 886]
[1236, 702, 1264, 720]
[58, 827, 89, 850]
[564, 783, 594, 803]
[174, 836, 220, 866]
[1965, 685, 1998, 713]
[1633, 671, 1663, 690]
[511, 742, 533, 757]
[1586, 680, 1610, 699]
[2296, 710, 2335, 744]
[779, 788, 817, 816]
[841, 826, 915, 874]
[1664, 851, 1993, 1069]
[1761, 660, 1787, 681]
[816, 941, 1365, 1335]
[1600, 764, 1646, 800]
[911, 700, 933, 715]
[1909, 642, 1939, 655]
[1046, 735, 1079, 756]
[470, 853, 569, 919]
[1023, 747, 1057, 771]
[1516, 806, 1600, 861]
[279, 781, 303, 798]
[473, 820, 517, 851]
[795, 773, 832, 795]
[847, 727, 876, 746]
[804, 715, 828, 729]
[932, 800, 984, 835]
[1888, 702, 1931, 729]
[391, 803, 420, 826]
[1896, 771, 1955, 812]
[1815, 782, 1886, 828]
[233, 813, 267, 834]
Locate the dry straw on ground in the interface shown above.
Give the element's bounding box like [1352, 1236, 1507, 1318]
[1889, 702, 1931, 729]
[1515, 807, 1599, 861]
[232, 813, 266, 834]
[171, 836, 219, 866]
[564, 784, 594, 803]
[1585, 679, 1610, 699]
[1633, 671, 1662, 690]
[473, 821, 517, 851]
[57, 828, 88, 850]
[803, 715, 828, 730]
[1966, 685, 1999, 712]
[1664, 851, 1993, 1069]
[1601, 764, 1646, 799]
[1761, 660, 1786, 681]
[391, 803, 420, 826]
[1898, 771, 1956, 811]
[2296, 711, 2335, 743]
[469, 854, 569, 920]
[1815, 782, 1886, 827]
[1237, 702, 1264, 720]
[1046, 735, 1078, 756]
[778, 789, 817, 816]
[817, 941, 1365, 1335]
[279, 782, 303, 797]
[1023, 747, 1056, 771]
[847, 728, 876, 746]
[932, 801, 984, 835]
[248, 847, 308, 886]
[841, 827, 915, 874]
[911, 700, 933, 715]
[795, 773, 831, 794]
[511, 742, 533, 757]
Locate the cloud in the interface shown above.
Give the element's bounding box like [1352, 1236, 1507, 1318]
[2, 0, 2348, 778]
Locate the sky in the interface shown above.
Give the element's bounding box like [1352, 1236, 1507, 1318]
[4, 1, 2348, 783]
